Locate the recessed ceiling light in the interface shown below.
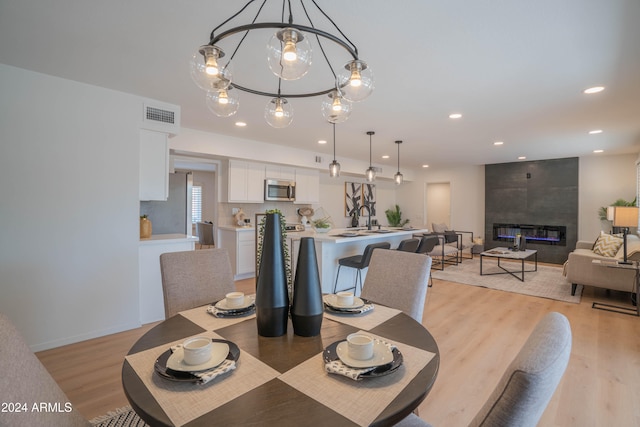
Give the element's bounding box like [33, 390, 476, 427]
[318, 140, 327, 144]
[449, 113, 462, 119]
[589, 129, 603, 134]
[593, 149, 604, 153]
[493, 141, 504, 146]
[518, 156, 526, 160]
[583, 86, 605, 94]
[422, 164, 429, 168]
[382, 155, 390, 159]
[235, 121, 247, 127]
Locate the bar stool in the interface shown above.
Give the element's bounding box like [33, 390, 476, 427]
[396, 238, 420, 252]
[333, 242, 391, 294]
[416, 235, 439, 287]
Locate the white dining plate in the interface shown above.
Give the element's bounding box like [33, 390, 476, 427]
[323, 294, 365, 309]
[336, 341, 394, 368]
[214, 295, 255, 311]
[167, 342, 229, 372]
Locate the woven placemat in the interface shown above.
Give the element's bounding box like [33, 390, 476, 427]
[323, 303, 401, 330]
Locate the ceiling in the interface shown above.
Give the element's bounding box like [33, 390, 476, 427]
[2, 0, 640, 171]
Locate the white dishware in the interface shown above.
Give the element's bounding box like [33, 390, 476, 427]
[336, 291, 354, 307]
[346, 333, 374, 360]
[322, 294, 365, 309]
[336, 340, 394, 368]
[167, 341, 230, 372]
[182, 336, 213, 365]
[225, 291, 245, 308]
[215, 294, 255, 311]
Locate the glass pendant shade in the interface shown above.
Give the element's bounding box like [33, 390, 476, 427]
[337, 60, 374, 102]
[394, 172, 404, 185]
[265, 97, 294, 128]
[321, 90, 352, 123]
[267, 28, 312, 81]
[329, 160, 340, 177]
[190, 46, 232, 91]
[365, 167, 376, 182]
[206, 87, 240, 117]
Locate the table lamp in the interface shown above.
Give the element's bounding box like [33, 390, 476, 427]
[612, 206, 639, 264]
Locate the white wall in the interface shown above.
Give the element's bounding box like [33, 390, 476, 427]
[0, 64, 142, 351]
[579, 154, 637, 240]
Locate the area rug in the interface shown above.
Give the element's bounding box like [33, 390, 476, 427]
[431, 258, 583, 303]
[90, 406, 148, 427]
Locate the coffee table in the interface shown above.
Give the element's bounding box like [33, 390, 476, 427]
[480, 247, 538, 282]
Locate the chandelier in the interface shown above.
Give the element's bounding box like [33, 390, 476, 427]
[190, 0, 374, 128]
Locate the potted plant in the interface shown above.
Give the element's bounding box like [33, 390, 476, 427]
[311, 216, 332, 233]
[385, 205, 410, 228]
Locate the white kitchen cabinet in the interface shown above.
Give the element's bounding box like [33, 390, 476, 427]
[294, 168, 320, 204]
[218, 227, 256, 280]
[228, 160, 265, 203]
[265, 164, 295, 180]
[139, 129, 169, 201]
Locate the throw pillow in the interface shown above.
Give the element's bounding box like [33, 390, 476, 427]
[444, 230, 458, 244]
[432, 223, 448, 233]
[592, 233, 624, 257]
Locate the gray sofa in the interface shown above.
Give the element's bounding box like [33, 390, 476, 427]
[564, 234, 640, 296]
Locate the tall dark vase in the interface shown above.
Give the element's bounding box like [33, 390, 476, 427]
[255, 213, 289, 337]
[290, 237, 323, 337]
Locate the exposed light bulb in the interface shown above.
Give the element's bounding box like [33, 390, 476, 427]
[218, 90, 229, 104]
[332, 96, 342, 111]
[349, 67, 362, 87]
[282, 30, 298, 62]
[275, 99, 285, 117]
[202, 46, 220, 76]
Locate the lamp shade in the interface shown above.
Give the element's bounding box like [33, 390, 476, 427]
[612, 206, 639, 228]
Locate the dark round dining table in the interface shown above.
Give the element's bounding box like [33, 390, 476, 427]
[122, 306, 439, 426]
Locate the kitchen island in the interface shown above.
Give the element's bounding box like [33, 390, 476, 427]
[287, 227, 429, 295]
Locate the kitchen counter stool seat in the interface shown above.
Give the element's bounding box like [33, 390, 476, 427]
[333, 242, 391, 294]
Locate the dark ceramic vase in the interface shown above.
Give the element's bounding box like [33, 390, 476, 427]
[255, 213, 289, 337]
[290, 237, 323, 337]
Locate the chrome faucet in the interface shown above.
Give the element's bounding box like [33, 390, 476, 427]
[360, 204, 372, 230]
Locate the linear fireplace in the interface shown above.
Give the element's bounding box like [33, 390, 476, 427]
[493, 223, 566, 246]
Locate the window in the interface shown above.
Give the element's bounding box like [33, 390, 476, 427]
[192, 185, 202, 223]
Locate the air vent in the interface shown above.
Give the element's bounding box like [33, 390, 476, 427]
[141, 100, 181, 135]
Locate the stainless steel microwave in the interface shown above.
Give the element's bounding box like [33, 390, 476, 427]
[264, 179, 296, 201]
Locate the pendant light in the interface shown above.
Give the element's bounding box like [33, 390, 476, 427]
[365, 131, 376, 182]
[394, 140, 404, 185]
[206, 86, 240, 117]
[329, 123, 340, 177]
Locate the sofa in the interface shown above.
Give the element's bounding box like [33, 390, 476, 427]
[564, 232, 640, 296]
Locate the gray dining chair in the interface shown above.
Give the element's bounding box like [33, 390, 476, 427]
[0, 312, 91, 427]
[394, 312, 572, 427]
[360, 249, 432, 322]
[160, 248, 236, 318]
[196, 221, 215, 248]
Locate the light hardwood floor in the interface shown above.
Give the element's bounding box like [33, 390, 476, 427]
[36, 273, 640, 426]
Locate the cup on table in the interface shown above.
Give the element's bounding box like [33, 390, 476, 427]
[182, 336, 212, 365]
[336, 291, 354, 307]
[225, 291, 245, 308]
[346, 333, 374, 360]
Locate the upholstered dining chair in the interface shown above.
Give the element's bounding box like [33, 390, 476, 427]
[0, 312, 91, 427]
[196, 221, 215, 249]
[334, 242, 391, 294]
[395, 311, 572, 427]
[360, 249, 432, 322]
[159, 248, 236, 318]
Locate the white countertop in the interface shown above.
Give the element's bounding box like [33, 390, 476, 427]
[287, 227, 429, 243]
[139, 234, 199, 245]
[218, 225, 255, 232]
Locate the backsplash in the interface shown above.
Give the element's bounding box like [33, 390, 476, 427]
[218, 202, 313, 227]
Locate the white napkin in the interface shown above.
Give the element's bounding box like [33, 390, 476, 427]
[170, 344, 236, 385]
[325, 339, 396, 381]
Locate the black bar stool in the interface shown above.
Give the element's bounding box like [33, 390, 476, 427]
[396, 238, 420, 252]
[416, 235, 439, 287]
[333, 242, 391, 294]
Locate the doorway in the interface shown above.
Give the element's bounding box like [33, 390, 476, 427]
[426, 182, 451, 229]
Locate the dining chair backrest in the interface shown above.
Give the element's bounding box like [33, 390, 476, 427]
[396, 238, 420, 252]
[196, 222, 215, 246]
[0, 313, 91, 427]
[415, 235, 439, 254]
[469, 312, 572, 427]
[360, 249, 432, 322]
[160, 248, 235, 318]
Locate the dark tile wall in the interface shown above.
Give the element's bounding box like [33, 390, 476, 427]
[485, 158, 578, 264]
